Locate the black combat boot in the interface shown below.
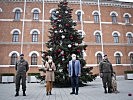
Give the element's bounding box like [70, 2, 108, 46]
[104, 88, 107, 94]
[23, 91, 26, 96]
[15, 91, 19, 97]
[108, 88, 112, 93]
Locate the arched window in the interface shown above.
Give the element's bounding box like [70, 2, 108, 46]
[79, 31, 82, 36]
[113, 33, 119, 43]
[33, 10, 39, 20]
[77, 11, 81, 21]
[127, 34, 133, 44]
[95, 32, 101, 43]
[124, 14, 130, 24]
[12, 31, 19, 42]
[32, 31, 38, 42]
[116, 53, 121, 64]
[51, 10, 57, 20]
[97, 53, 102, 64]
[130, 53, 133, 64]
[93, 12, 99, 23]
[111, 13, 117, 23]
[11, 53, 18, 65]
[31, 53, 37, 65]
[0, 8, 2, 12]
[14, 9, 21, 20]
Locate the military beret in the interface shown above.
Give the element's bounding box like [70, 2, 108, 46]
[20, 54, 24, 56]
[104, 54, 107, 57]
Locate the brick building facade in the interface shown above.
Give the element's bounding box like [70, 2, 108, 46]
[0, 0, 133, 77]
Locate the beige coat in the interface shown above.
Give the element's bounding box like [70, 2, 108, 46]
[45, 62, 56, 82]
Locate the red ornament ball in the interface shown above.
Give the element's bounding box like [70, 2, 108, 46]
[70, 35, 73, 39]
[64, 2, 68, 5]
[58, 15, 62, 18]
[53, 26, 57, 29]
[61, 54, 65, 56]
[58, 49, 61, 52]
[77, 49, 80, 52]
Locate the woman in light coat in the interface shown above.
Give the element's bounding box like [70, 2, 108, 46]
[45, 57, 56, 95]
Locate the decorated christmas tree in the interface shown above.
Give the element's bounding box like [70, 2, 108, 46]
[41, 0, 97, 87]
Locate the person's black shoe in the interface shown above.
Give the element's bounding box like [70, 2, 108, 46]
[108, 91, 112, 93]
[70, 92, 75, 94]
[104, 91, 107, 94]
[75, 92, 78, 95]
[46, 92, 48, 96]
[49, 91, 52, 95]
[104, 90, 107, 94]
[15, 92, 19, 97]
[104, 88, 107, 94]
[23, 91, 26, 96]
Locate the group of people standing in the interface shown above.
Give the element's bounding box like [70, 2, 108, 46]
[14, 53, 115, 97]
[14, 53, 81, 96]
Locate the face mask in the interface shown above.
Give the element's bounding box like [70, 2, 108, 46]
[48, 60, 52, 63]
[72, 57, 76, 60]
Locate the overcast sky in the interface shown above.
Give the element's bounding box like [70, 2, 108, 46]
[116, 0, 133, 2]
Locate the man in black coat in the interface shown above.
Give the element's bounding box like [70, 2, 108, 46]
[15, 54, 29, 97]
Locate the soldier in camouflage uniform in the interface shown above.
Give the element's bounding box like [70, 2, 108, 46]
[99, 55, 113, 93]
[15, 54, 29, 97]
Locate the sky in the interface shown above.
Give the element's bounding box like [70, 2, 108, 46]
[116, 0, 133, 2]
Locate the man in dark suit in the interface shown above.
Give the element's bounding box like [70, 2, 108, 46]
[68, 54, 81, 95]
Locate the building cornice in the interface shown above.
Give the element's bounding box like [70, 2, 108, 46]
[0, 0, 133, 9]
[0, 19, 133, 26]
[0, 42, 133, 46]
[0, 64, 132, 67]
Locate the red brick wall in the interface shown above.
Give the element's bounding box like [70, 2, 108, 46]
[0, 1, 133, 75]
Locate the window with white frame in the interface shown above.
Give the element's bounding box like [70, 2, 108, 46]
[93, 12, 99, 23]
[77, 11, 81, 21]
[33, 10, 39, 20]
[127, 33, 133, 44]
[12, 31, 19, 42]
[11, 53, 18, 65]
[32, 31, 38, 42]
[31, 53, 37, 65]
[115, 53, 121, 64]
[124, 14, 130, 24]
[14, 9, 21, 20]
[111, 13, 117, 23]
[113, 33, 119, 43]
[95, 32, 101, 43]
[0, 8, 2, 12]
[97, 53, 102, 64]
[130, 53, 133, 64]
[51, 10, 57, 20]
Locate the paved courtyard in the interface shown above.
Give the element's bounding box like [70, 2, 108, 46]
[0, 76, 133, 100]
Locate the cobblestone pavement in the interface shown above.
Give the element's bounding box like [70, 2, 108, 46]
[0, 76, 133, 100]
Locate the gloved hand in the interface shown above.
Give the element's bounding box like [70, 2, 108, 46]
[100, 73, 103, 78]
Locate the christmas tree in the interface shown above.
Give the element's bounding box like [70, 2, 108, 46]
[41, 0, 97, 87]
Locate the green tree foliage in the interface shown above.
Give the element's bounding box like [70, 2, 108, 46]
[41, 0, 97, 87]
